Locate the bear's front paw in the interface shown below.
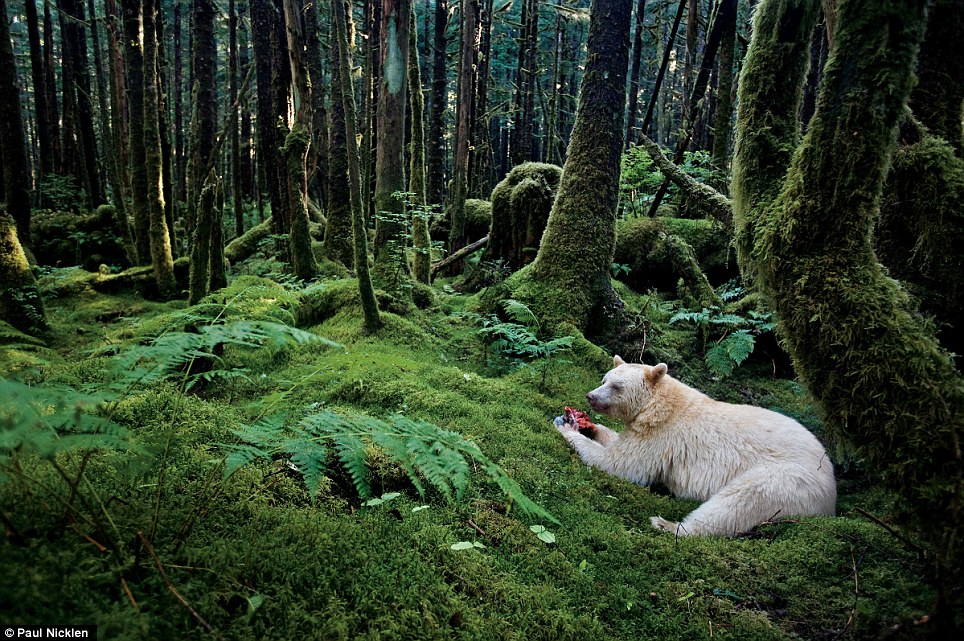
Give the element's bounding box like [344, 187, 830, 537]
[650, 516, 685, 535]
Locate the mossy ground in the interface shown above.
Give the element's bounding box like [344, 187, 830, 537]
[0, 268, 935, 640]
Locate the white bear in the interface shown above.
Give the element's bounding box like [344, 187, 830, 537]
[554, 356, 836, 536]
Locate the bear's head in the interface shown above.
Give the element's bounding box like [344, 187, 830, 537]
[586, 355, 668, 421]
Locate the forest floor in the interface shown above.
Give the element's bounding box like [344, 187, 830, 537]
[0, 262, 936, 640]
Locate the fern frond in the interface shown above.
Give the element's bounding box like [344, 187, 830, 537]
[222, 443, 272, 479]
[283, 437, 329, 498]
[502, 299, 539, 328]
[300, 411, 372, 499]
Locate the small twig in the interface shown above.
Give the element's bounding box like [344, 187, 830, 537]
[137, 532, 225, 641]
[120, 576, 140, 614]
[466, 519, 487, 537]
[853, 507, 925, 558]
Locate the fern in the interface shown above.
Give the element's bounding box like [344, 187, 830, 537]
[0, 377, 135, 464]
[705, 331, 756, 377]
[221, 409, 557, 523]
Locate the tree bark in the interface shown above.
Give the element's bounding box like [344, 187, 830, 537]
[408, 5, 431, 284]
[282, 0, 319, 281]
[426, 0, 448, 207]
[711, 0, 737, 172]
[444, 0, 480, 274]
[333, 0, 381, 331]
[372, 0, 412, 293]
[324, 2, 355, 267]
[123, 0, 150, 264]
[624, 0, 647, 150]
[23, 0, 52, 177]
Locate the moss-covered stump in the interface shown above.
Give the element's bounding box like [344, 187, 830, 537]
[90, 257, 190, 298]
[878, 126, 964, 366]
[463, 198, 492, 242]
[0, 211, 47, 336]
[485, 163, 562, 271]
[31, 206, 130, 271]
[614, 217, 734, 300]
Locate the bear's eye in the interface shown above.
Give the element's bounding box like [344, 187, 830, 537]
[610, 383, 622, 392]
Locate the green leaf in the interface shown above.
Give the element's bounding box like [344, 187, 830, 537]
[530, 525, 556, 544]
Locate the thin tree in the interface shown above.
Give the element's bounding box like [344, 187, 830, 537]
[323, 2, 354, 266]
[143, 0, 176, 297]
[426, 0, 448, 207]
[444, 0, 480, 274]
[333, 0, 381, 331]
[526, 0, 633, 333]
[408, 4, 431, 284]
[230, 0, 244, 239]
[624, 0, 646, 150]
[123, 0, 150, 263]
[711, 0, 737, 172]
[282, 0, 319, 281]
[23, 0, 52, 178]
[638, 0, 685, 141]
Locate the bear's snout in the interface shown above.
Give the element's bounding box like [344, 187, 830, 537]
[586, 391, 605, 412]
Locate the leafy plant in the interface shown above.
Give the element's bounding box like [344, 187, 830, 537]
[461, 299, 573, 387]
[221, 408, 557, 523]
[670, 283, 775, 378]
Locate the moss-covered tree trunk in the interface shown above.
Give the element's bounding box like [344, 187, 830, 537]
[734, 0, 964, 626]
[323, 4, 355, 268]
[524, 0, 632, 334]
[334, 0, 381, 332]
[711, 0, 737, 173]
[484, 163, 561, 272]
[0, 211, 46, 336]
[188, 177, 220, 305]
[143, 0, 176, 298]
[282, 0, 319, 282]
[408, 6, 431, 285]
[426, 0, 448, 208]
[373, 0, 412, 293]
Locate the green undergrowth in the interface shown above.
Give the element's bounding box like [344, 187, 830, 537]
[0, 272, 935, 639]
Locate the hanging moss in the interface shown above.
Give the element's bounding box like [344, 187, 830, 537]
[878, 124, 964, 366]
[0, 211, 46, 336]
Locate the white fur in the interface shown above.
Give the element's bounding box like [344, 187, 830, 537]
[555, 356, 836, 536]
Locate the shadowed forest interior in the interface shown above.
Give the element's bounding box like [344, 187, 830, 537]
[1, 0, 963, 638]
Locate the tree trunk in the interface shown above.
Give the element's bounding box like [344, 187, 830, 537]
[639, 0, 685, 140]
[187, 0, 218, 234]
[173, 0, 185, 205]
[333, 0, 381, 331]
[324, 2, 355, 267]
[710, 0, 737, 173]
[188, 177, 220, 305]
[526, 0, 632, 335]
[408, 5, 431, 284]
[123, 0, 150, 264]
[372, 0, 412, 293]
[444, 0, 480, 274]
[510, 0, 538, 168]
[0, 0, 32, 246]
[282, 0, 319, 281]
[142, 0, 176, 298]
[733, 0, 964, 625]
[470, 0, 492, 197]
[23, 0, 52, 177]
[0, 211, 46, 335]
[624, 0, 647, 150]
[238, 7, 255, 201]
[305, 0, 330, 208]
[230, 0, 244, 239]
[426, 0, 448, 207]
[43, 0, 62, 172]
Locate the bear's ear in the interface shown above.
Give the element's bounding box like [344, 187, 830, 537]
[647, 363, 668, 384]
[613, 355, 626, 367]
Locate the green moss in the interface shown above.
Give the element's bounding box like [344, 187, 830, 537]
[463, 198, 492, 241]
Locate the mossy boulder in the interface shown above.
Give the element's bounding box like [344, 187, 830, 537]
[31, 206, 130, 271]
[485, 163, 562, 271]
[613, 217, 734, 298]
[463, 199, 492, 241]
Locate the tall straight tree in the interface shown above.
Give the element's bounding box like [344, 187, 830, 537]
[333, 0, 381, 331]
[426, 0, 448, 207]
[42, 0, 61, 172]
[0, 0, 32, 246]
[282, 0, 319, 281]
[445, 0, 480, 273]
[711, 0, 737, 172]
[624, 0, 646, 150]
[186, 0, 218, 231]
[143, 0, 176, 296]
[57, 0, 102, 207]
[510, 0, 538, 167]
[230, 0, 244, 239]
[305, 0, 329, 207]
[527, 0, 632, 333]
[123, 0, 150, 264]
[408, 5, 431, 284]
[324, 2, 354, 267]
[372, 0, 411, 292]
[23, 0, 52, 177]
